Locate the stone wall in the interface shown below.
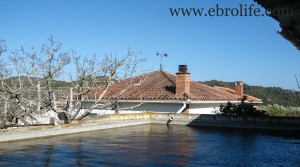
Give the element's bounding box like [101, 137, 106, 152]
[163, 114, 300, 131]
[1, 113, 300, 142]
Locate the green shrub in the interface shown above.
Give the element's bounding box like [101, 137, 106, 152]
[217, 96, 268, 116]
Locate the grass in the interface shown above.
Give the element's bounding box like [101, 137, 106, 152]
[261, 104, 300, 117]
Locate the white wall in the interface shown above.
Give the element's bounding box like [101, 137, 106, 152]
[118, 102, 183, 113]
[90, 102, 225, 115]
[92, 103, 225, 115]
[189, 103, 220, 114]
[90, 102, 183, 115]
[90, 109, 115, 115]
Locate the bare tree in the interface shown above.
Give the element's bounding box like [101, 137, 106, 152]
[0, 39, 33, 127]
[0, 37, 146, 127]
[66, 54, 97, 119]
[17, 36, 71, 110]
[294, 75, 300, 103]
[0, 37, 72, 126]
[67, 49, 146, 120]
[0, 39, 9, 128]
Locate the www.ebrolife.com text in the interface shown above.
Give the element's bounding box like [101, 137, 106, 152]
[169, 4, 293, 17]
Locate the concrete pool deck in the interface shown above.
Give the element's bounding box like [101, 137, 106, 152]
[1, 113, 300, 142]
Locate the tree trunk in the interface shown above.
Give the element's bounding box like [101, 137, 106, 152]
[36, 82, 41, 112]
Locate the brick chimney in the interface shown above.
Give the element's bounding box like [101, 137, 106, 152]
[235, 81, 243, 96]
[176, 65, 190, 95]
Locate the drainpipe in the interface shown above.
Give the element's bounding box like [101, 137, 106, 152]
[177, 103, 186, 113]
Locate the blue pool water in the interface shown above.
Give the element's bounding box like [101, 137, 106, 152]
[0, 124, 299, 166]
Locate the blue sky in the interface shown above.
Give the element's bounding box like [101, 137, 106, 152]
[0, 0, 299, 90]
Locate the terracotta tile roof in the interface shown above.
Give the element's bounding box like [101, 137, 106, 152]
[214, 86, 262, 103]
[86, 70, 243, 101]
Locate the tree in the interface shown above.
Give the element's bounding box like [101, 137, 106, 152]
[0, 39, 10, 128]
[66, 49, 146, 120]
[0, 37, 72, 127]
[294, 75, 300, 103]
[0, 37, 146, 127]
[0, 39, 38, 127]
[16, 36, 71, 110]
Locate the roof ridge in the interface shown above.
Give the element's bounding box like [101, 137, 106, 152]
[160, 70, 176, 85]
[132, 70, 161, 78]
[87, 69, 252, 101]
[117, 70, 161, 84]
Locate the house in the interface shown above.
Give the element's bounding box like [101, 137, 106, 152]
[83, 65, 261, 115]
[214, 82, 262, 103]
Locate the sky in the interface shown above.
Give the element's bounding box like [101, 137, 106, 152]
[0, 0, 299, 90]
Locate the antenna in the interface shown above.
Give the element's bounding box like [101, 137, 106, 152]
[156, 52, 167, 70]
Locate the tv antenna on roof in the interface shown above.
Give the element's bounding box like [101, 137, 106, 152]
[156, 52, 168, 70]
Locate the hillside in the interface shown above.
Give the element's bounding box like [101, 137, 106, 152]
[199, 80, 300, 107]
[4, 76, 73, 88]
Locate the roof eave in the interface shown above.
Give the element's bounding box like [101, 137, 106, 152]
[96, 99, 242, 104]
[245, 101, 263, 104]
